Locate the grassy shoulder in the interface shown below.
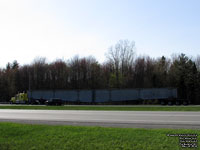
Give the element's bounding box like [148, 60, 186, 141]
[0, 122, 199, 150]
[0, 105, 200, 111]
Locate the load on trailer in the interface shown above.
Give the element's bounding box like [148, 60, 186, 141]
[27, 88, 184, 105]
[10, 92, 28, 104]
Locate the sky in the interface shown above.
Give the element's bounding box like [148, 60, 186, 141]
[0, 0, 200, 67]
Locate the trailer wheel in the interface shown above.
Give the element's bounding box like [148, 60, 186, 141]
[175, 101, 180, 105]
[183, 101, 188, 105]
[160, 101, 165, 105]
[168, 101, 173, 105]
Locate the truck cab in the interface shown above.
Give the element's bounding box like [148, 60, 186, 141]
[10, 92, 28, 104]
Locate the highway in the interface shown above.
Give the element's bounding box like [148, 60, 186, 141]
[0, 109, 200, 129]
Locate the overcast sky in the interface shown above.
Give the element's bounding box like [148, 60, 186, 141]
[0, 0, 199, 67]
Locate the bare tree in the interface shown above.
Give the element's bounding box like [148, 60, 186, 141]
[134, 56, 145, 88]
[195, 55, 200, 71]
[106, 39, 135, 87]
[31, 57, 47, 89]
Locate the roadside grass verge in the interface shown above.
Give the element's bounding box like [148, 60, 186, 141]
[0, 122, 199, 150]
[0, 105, 200, 111]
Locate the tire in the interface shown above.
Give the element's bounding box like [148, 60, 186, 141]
[160, 101, 165, 105]
[168, 101, 172, 105]
[175, 101, 180, 105]
[183, 101, 188, 105]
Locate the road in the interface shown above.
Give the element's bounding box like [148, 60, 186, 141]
[0, 109, 200, 129]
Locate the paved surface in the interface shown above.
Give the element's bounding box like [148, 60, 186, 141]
[0, 109, 200, 129]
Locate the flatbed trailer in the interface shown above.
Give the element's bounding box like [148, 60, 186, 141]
[27, 88, 183, 105]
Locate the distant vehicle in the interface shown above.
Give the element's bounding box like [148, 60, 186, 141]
[29, 99, 40, 105]
[10, 92, 28, 104]
[45, 98, 63, 106]
[29, 98, 47, 105]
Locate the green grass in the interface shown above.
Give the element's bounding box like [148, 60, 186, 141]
[0, 122, 199, 150]
[0, 105, 200, 111]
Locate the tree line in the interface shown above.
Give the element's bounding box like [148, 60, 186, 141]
[0, 40, 200, 104]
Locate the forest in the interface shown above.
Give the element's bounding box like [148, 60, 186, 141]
[0, 40, 200, 104]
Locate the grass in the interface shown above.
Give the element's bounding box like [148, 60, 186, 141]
[0, 105, 200, 111]
[0, 122, 199, 150]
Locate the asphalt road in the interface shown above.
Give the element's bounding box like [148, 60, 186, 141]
[0, 109, 200, 129]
